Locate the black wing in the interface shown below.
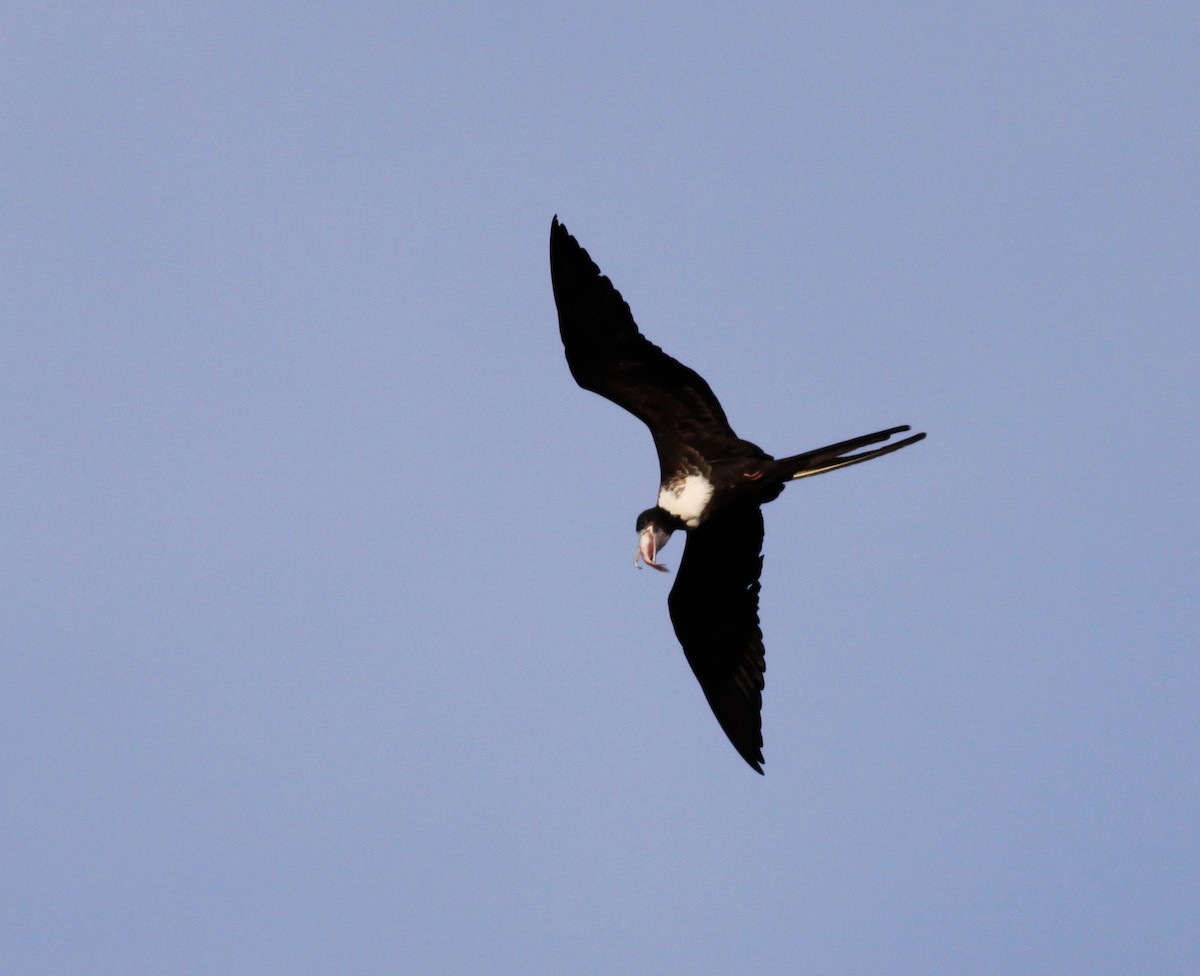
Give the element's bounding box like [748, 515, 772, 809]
[550, 217, 753, 478]
[667, 505, 767, 773]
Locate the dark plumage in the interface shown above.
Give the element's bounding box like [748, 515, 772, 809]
[549, 216, 925, 773]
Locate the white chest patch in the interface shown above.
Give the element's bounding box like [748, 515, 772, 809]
[658, 473, 715, 528]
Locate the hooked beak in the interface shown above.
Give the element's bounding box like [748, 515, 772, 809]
[634, 524, 671, 572]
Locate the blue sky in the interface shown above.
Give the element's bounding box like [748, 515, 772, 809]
[4, 3, 1197, 973]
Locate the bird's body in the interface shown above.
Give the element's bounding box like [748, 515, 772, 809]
[549, 216, 924, 773]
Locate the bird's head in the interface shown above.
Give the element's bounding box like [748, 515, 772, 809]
[634, 507, 682, 572]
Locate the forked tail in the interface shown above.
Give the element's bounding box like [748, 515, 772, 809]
[774, 425, 926, 480]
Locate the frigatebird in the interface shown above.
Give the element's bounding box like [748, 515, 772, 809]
[549, 216, 925, 773]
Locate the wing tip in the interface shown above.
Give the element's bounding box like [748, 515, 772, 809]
[736, 739, 765, 774]
[549, 215, 583, 267]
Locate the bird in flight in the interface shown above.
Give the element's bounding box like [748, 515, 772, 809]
[549, 217, 925, 773]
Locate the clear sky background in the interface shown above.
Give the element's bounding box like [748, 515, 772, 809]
[4, 4, 1197, 974]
